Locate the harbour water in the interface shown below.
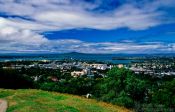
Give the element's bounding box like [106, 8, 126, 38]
[0, 53, 135, 64]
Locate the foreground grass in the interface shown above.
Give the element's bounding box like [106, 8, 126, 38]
[0, 89, 131, 112]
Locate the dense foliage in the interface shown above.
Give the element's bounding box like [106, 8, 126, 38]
[94, 68, 175, 111]
[0, 65, 174, 112]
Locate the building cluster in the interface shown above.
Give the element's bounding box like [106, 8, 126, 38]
[2, 57, 175, 78]
[129, 60, 175, 77]
[2, 60, 122, 78]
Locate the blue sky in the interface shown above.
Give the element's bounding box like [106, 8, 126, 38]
[0, 0, 175, 53]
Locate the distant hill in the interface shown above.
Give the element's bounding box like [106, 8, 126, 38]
[64, 52, 84, 54]
[0, 89, 131, 112]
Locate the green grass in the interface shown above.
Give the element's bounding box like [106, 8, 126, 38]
[0, 89, 131, 112]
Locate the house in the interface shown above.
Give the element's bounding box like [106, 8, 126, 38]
[48, 76, 59, 82]
[71, 70, 86, 77]
[117, 64, 124, 68]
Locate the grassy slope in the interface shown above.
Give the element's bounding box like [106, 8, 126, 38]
[0, 89, 131, 112]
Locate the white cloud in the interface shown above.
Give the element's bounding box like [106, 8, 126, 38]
[0, 0, 175, 53]
[0, 0, 172, 31]
[0, 36, 174, 53]
[0, 18, 48, 46]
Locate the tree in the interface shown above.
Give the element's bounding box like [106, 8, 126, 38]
[152, 79, 175, 108]
[93, 67, 149, 108]
[93, 67, 135, 107]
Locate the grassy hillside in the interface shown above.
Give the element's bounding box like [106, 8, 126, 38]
[0, 89, 131, 112]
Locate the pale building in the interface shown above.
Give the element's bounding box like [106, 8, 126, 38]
[117, 64, 124, 68]
[71, 71, 86, 77]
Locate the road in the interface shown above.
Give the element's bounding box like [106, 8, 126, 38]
[0, 99, 7, 112]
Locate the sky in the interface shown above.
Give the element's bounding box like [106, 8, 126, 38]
[0, 0, 175, 54]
